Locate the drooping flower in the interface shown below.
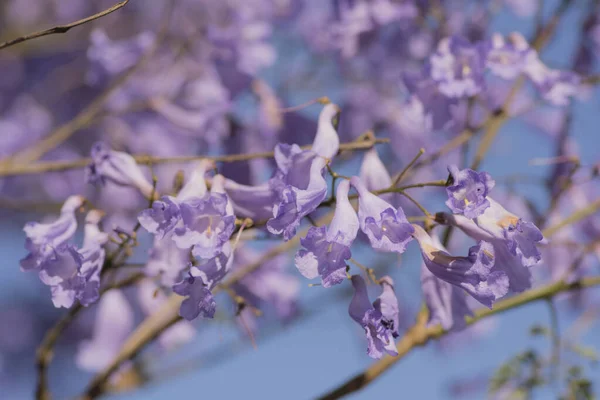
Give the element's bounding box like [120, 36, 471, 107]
[295, 180, 359, 287]
[351, 176, 414, 253]
[445, 165, 495, 219]
[420, 232, 473, 331]
[349, 275, 398, 359]
[173, 175, 235, 259]
[373, 276, 400, 338]
[85, 142, 154, 198]
[474, 198, 544, 267]
[267, 144, 328, 241]
[525, 58, 580, 106]
[435, 212, 534, 293]
[172, 243, 234, 321]
[412, 224, 509, 308]
[224, 179, 277, 221]
[76, 290, 134, 372]
[20, 195, 85, 271]
[138, 160, 213, 239]
[311, 103, 341, 160]
[428, 36, 487, 98]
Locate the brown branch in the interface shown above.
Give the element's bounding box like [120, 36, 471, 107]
[35, 272, 144, 400]
[0, 1, 130, 51]
[316, 275, 600, 400]
[0, 138, 389, 177]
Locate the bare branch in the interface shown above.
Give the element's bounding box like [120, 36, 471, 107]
[0, 1, 130, 51]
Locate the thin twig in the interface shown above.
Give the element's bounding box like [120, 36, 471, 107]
[0, 138, 389, 177]
[391, 148, 425, 187]
[0, 1, 130, 51]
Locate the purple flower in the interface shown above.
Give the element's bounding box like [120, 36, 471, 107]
[172, 243, 234, 321]
[351, 176, 414, 253]
[86, 29, 154, 85]
[267, 144, 328, 241]
[373, 276, 400, 338]
[37, 211, 108, 309]
[412, 225, 509, 308]
[445, 165, 495, 219]
[173, 272, 217, 321]
[295, 180, 358, 287]
[224, 179, 277, 221]
[486, 33, 534, 80]
[429, 36, 487, 98]
[76, 290, 134, 372]
[525, 59, 580, 106]
[436, 212, 534, 292]
[349, 275, 398, 359]
[86, 142, 154, 198]
[474, 198, 544, 267]
[311, 103, 341, 160]
[420, 232, 473, 331]
[173, 176, 235, 259]
[138, 196, 181, 239]
[138, 160, 214, 239]
[20, 195, 85, 271]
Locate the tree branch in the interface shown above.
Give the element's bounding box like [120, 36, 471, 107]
[0, 138, 389, 177]
[316, 276, 600, 400]
[0, 1, 130, 51]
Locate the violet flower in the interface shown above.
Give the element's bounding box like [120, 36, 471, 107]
[86, 142, 154, 198]
[138, 160, 213, 239]
[436, 212, 534, 293]
[429, 36, 487, 98]
[445, 165, 495, 219]
[420, 232, 473, 331]
[267, 144, 328, 241]
[349, 275, 398, 359]
[294, 180, 358, 287]
[359, 148, 392, 192]
[412, 224, 509, 308]
[173, 175, 235, 259]
[351, 176, 414, 253]
[20, 195, 85, 271]
[474, 198, 544, 268]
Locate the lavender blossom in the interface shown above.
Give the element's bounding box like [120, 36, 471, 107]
[20, 195, 85, 271]
[224, 179, 277, 221]
[421, 233, 474, 331]
[373, 276, 400, 338]
[349, 275, 398, 359]
[138, 160, 213, 238]
[351, 176, 414, 253]
[145, 237, 189, 287]
[412, 225, 509, 308]
[486, 33, 534, 80]
[86, 142, 154, 198]
[435, 212, 534, 292]
[295, 180, 358, 287]
[429, 36, 487, 98]
[445, 165, 495, 219]
[173, 175, 235, 259]
[267, 144, 328, 240]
